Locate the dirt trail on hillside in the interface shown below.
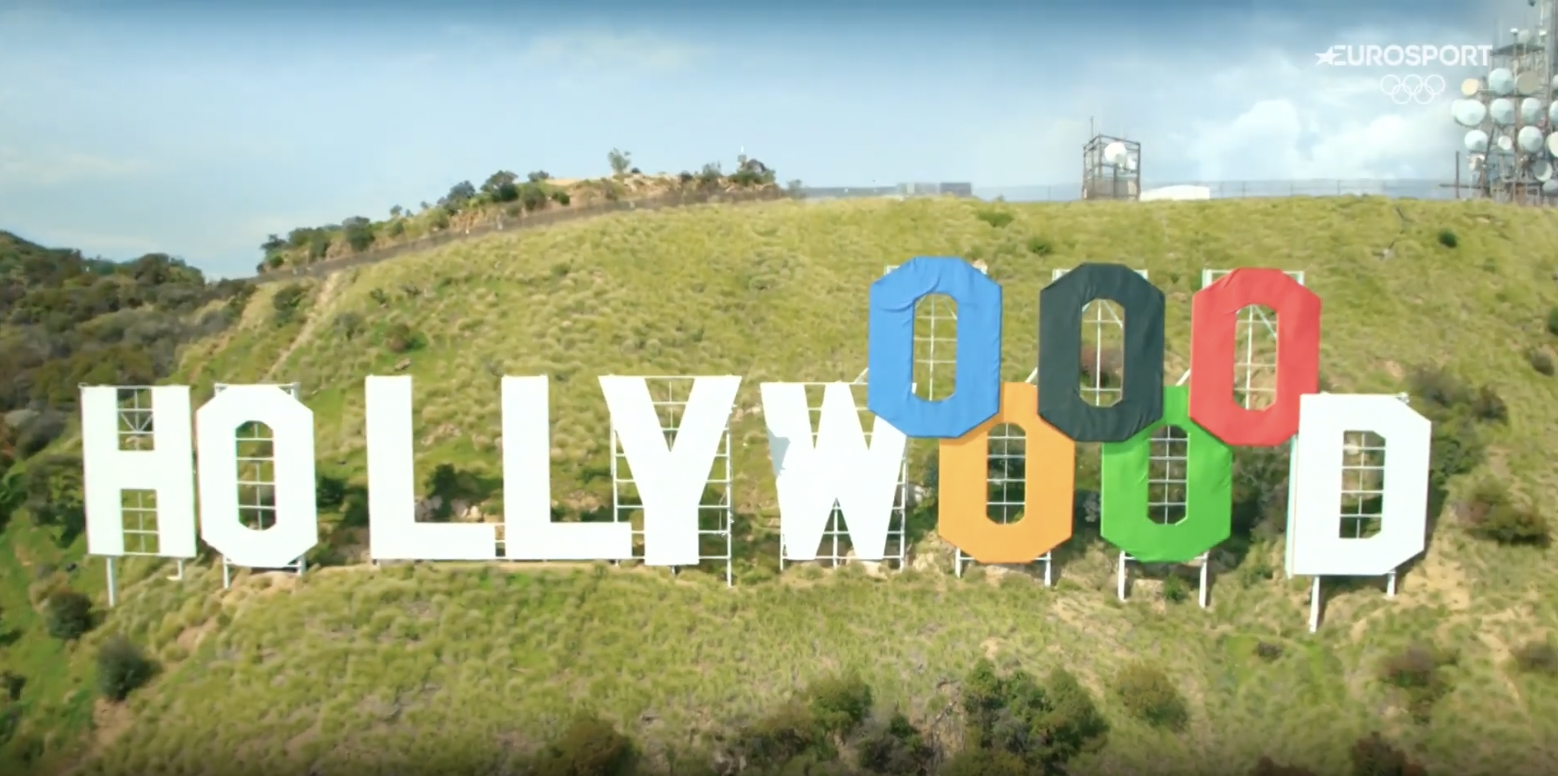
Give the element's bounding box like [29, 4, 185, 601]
[264, 271, 346, 382]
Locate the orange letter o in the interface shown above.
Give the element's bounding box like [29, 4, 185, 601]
[937, 382, 1075, 564]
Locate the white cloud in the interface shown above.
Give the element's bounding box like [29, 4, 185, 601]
[0, 146, 151, 187]
[970, 46, 1459, 187]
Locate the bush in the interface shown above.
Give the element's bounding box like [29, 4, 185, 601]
[975, 210, 1013, 229]
[316, 473, 348, 510]
[533, 713, 635, 776]
[520, 183, 549, 212]
[44, 590, 93, 640]
[384, 322, 423, 354]
[1255, 641, 1284, 662]
[1529, 347, 1555, 376]
[1113, 662, 1188, 731]
[270, 284, 307, 327]
[1349, 732, 1427, 776]
[332, 311, 363, 340]
[1378, 644, 1454, 724]
[958, 659, 1107, 771]
[804, 672, 872, 737]
[551, 190, 571, 206]
[96, 636, 155, 702]
[1250, 757, 1319, 776]
[1161, 574, 1191, 603]
[1436, 228, 1457, 248]
[1026, 236, 1054, 255]
[854, 712, 934, 775]
[1459, 479, 1550, 546]
[1469, 385, 1508, 423]
[1512, 639, 1558, 675]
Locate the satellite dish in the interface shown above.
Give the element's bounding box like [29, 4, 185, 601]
[1491, 98, 1516, 126]
[1103, 141, 1129, 166]
[1519, 125, 1544, 153]
[1465, 129, 1489, 151]
[1549, 131, 1558, 155]
[1535, 159, 1553, 182]
[1519, 29, 1536, 46]
[1518, 71, 1543, 96]
[1462, 78, 1482, 97]
[1452, 99, 1488, 127]
[1522, 97, 1546, 124]
[1489, 68, 1516, 95]
[1549, 101, 1558, 123]
[1545, 179, 1558, 195]
[1497, 133, 1515, 153]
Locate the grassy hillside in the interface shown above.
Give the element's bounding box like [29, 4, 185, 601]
[4, 196, 1558, 776]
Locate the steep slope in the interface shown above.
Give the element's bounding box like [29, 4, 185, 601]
[4, 197, 1558, 776]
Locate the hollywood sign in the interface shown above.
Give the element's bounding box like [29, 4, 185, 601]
[79, 262, 1433, 628]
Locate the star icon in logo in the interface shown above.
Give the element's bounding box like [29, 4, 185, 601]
[1315, 47, 1341, 65]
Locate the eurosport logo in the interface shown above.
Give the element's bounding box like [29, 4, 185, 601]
[1315, 44, 1492, 68]
[1380, 74, 1447, 105]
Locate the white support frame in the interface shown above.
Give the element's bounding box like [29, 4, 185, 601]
[90, 384, 192, 607]
[214, 382, 306, 590]
[855, 261, 987, 390]
[608, 377, 735, 587]
[777, 380, 912, 570]
[1307, 392, 1410, 632]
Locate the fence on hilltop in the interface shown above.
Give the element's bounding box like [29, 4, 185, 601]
[251, 188, 788, 284]
[254, 178, 1470, 284]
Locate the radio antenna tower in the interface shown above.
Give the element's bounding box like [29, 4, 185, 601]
[1457, 0, 1557, 204]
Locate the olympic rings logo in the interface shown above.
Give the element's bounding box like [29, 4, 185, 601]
[1379, 73, 1446, 105]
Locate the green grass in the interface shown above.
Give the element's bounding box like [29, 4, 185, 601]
[5, 195, 1558, 775]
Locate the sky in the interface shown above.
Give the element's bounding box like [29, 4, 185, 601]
[0, 0, 1538, 277]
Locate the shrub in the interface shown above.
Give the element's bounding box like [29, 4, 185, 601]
[520, 183, 549, 212]
[1026, 236, 1054, 255]
[44, 590, 93, 640]
[1469, 385, 1508, 423]
[387, 220, 405, 238]
[551, 190, 571, 206]
[316, 473, 348, 510]
[804, 672, 872, 737]
[1250, 757, 1319, 776]
[96, 636, 155, 702]
[1529, 347, 1555, 376]
[854, 712, 934, 775]
[1436, 228, 1457, 248]
[941, 749, 1029, 776]
[332, 311, 363, 340]
[533, 713, 635, 776]
[1255, 641, 1284, 662]
[1113, 662, 1188, 731]
[731, 699, 824, 764]
[384, 322, 423, 354]
[959, 659, 1107, 771]
[1548, 306, 1558, 337]
[1426, 415, 1486, 492]
[1459, 479, 1550, 546]
[975, 210, 1013, 229]
[1349, 732, 1427, 776]
[1512, 639, 1558, 675]
[270, 284, 307, 327]
[1378, 644, 1454, 724]
[1161, 574, 1191, 603]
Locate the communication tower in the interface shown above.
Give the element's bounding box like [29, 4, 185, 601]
[1456, 4, 1557, 204]
[1082, 133, 1141, 201]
